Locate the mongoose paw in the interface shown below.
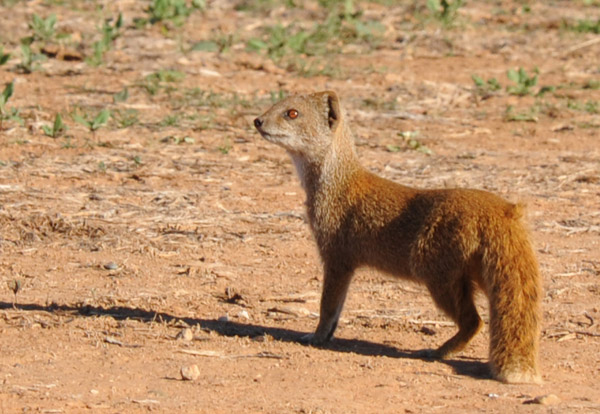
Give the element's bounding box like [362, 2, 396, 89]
[495, 369, 543, 384]
[298, 332, 329, 346]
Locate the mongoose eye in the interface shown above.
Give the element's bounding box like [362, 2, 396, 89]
[286, 109, 299, 119]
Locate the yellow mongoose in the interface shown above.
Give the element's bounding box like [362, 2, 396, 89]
[254, 91, 542, 384]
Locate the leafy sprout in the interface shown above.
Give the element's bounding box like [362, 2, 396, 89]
[42, 114, 67, 138]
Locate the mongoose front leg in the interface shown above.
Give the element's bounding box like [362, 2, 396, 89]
[301, 264, 354, 346]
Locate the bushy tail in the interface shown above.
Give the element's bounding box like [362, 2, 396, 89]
[482, 212, 542, 384]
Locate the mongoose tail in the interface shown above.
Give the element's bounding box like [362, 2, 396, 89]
[482, 209, 542, 383]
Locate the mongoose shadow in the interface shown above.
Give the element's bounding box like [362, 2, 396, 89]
[1, 300, 489, 380]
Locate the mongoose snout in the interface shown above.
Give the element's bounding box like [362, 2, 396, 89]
[254, 90, 542, 384]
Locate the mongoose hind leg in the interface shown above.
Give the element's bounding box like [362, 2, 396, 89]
[303, 263, 354, 346]
[423, 276, 483, 359]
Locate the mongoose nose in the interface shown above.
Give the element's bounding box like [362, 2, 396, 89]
[254, 118, 263, 129]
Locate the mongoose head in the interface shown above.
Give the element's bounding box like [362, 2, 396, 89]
[254, 91, 343, 161]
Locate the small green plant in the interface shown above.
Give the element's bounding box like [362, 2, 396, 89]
[0, 81, 23, 129]
[247, 2, 383, 65]
[218, 138, 232, 154]
[0, 81, 14, 115]
[160, 114, 179, 126]
[426, 0, 464, 27]
[42, 113, 67, 138]
[113, 86, 129, 103]
[139, 69, 184, 95]
[111, 108, 139, 128]
[506, 67, 538, 96]
[505, 105, 538, 122]
[141, 0, 205, 26]
[235, 0, 297, 12]
[0, 46, 10, 65]
[567, 99, 600, 114]
[72, 108, 110, 133]
[387, 131, 432, 155]
[585, 100, 599, 114]
[98, 161, 107, 172]
[566, 18, 600, 34]
[87, 13, 123, 66]
[17, 42, 46, 73]
[471, 74, 501, 97]
[190, 40, 219, 52]
[29, 14, 57, 42]
[61, 137, 74, 149]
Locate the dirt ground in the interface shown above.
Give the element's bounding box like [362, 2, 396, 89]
[1, 1, 599, 413]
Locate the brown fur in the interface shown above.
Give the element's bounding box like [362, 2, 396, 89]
[254, 91, 542, 384]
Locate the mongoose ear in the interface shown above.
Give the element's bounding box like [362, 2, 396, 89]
[314, 90, 342, 132]
[324, 90, 341, 132]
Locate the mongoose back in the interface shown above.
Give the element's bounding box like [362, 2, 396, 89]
[253, 91, 542, 384]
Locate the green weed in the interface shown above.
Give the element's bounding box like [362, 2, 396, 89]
[140, 69, 184, 96]
[140, 0, 205, 26]
[191, 31, 236, 54]
[235, 0, 297, 12]
[111, 108, 139, 128]
[160, 114, 180, 126]
[218, 138, 232, 154]
[87, 14, 123, 66]
[72, 108, 110, 132]
[247, 2, 384, 66]
[42, 114, 67, 138]
[60, 137, 74, 149]
[17, 42, 46, 73]
[113, 87, 129, 103]
[471, 74, 501, 97]
[180, 88, 225, 107]
[0, 46, 10, 65]
[506, 67, 538, 96]
[0, 81, 23, 129]
[426, 0, 464, 27]
[28, 14, 57, 43]
[387, 131, 432, 155]
[504, 105, 538, 122]
[564, 18, 600, 34]
[567, 99, 599, 114]
[190, 40, 219, 52]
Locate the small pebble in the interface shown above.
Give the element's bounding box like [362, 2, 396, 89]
[526, 394, 561, 405]
[238, 310, 250, 320]
[180, 364, 200, 381]
[103, 262, 118, 270]
[176, 328, 193, 341]
[218, 315, 229, 322]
